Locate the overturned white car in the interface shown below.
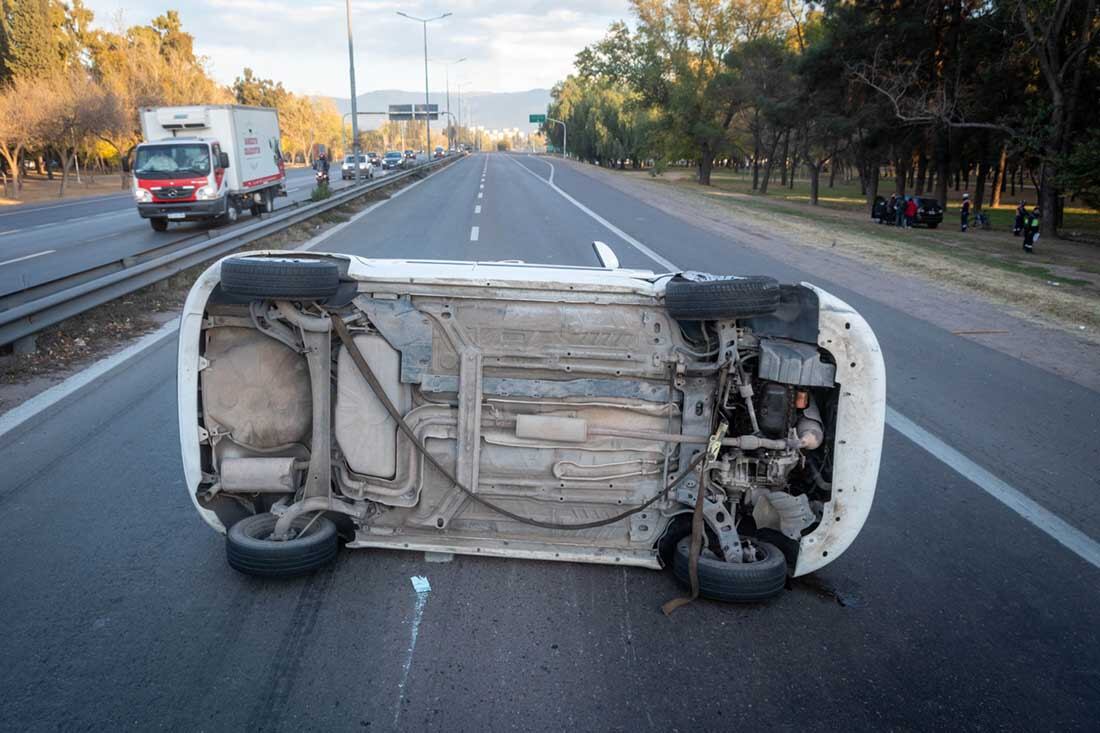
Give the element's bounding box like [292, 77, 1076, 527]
[178, 247, 885, 602]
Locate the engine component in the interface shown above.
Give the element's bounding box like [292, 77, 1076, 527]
[201, 327, 312, 448]
[516, 414, 587, 442]
[757, 383, 791, 438]
[757, 338, 836, 387]
[220, 457, 300, 493]
[797, 396, 825, 450]
[335, 333, 404, 478]
[752, 491, 817, 540]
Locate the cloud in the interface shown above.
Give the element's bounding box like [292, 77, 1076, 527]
[82, 0, 625, 96]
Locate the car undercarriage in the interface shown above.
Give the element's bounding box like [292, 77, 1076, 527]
[179, 252, 885, 601]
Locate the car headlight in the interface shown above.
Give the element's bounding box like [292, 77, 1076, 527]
[195, 185, 218, 200]
[133, 187, 152, 203]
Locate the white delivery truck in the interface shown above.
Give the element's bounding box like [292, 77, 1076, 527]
[132, 105, 287, 232]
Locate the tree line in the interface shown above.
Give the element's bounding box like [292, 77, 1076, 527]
[546, 0, 1099, 238]
[0, 1, 346, 198]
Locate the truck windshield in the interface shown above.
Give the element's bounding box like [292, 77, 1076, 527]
[134, 144, 211, 179]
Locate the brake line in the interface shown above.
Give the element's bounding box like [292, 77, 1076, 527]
[330, 314, 705, 531]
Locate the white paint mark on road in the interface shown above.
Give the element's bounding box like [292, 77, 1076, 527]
[509, 153, 1100, 572]
[477, 192, 483, 199]
[474, 205, 481, 214]
[0, 249, 56, 267]
[886, 407, 1100, 570]
[470, 226, 480, 241]
[508, 156, 677, 271]
[394, 576, 432, 727]
[479, 184, 484, 189]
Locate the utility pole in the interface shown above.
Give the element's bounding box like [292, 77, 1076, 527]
[345, 0, 361, 182]
[438, 58, 466, 150]
[397, 11, 451, 157]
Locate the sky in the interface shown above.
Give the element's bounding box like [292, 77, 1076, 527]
[83, 0, 629, 97]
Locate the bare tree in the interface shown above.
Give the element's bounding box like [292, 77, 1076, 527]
[37, 71, 114, 198]
[0, 75, 46, 197]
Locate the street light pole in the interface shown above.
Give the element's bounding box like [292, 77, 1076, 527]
[436, 58, 465, 150]
[345, 0, 361, 182]
[397, 11, 451, 158]
[548, 117, 567, 159]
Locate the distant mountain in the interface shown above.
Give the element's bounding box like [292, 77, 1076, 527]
[329, 89, 552, 131]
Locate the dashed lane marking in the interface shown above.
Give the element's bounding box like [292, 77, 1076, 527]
[470, 226, 479, 241]
[0, 249, 55, 267]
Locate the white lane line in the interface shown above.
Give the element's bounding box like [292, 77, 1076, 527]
[477, 192, 483, 199]
[0, 249, 55, 267]
[394, 576, 431, 727]
[508, 156, 676, 270]
[886, 407, 1100, 570]
[470, 226, 479, 241]
[479, 184, 484, 189]
[0, 229, 20, 236]
[0, 319, 180, 439]
[509, 153, 1100, 571]
[0, 157, 466, 438]
[474, 205, 481, 214]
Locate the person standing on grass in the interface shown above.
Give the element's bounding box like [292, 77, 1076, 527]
[887, 193, 898, 224]
[1022, 208, 1040, 253]
[895, 195, 906, 227]
[904, 196, 918, 228]
[960, 193, 971, 232]
[1014, 201, 1026, 236]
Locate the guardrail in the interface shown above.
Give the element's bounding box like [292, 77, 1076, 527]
[0, 155, 458, 350]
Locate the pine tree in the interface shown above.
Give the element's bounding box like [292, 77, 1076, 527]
[0, 0, 63, 84]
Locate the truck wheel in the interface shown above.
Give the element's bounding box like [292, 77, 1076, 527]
[226, 512, 338, 578]
[149, 217, 168, 232]
[262, 189, 275, 213]
[220, 256, 341, 299]
[671, 536, 788, 603]
[665, 275, 781, 320]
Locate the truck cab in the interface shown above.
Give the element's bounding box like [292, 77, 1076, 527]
[133, 105, 286, 232]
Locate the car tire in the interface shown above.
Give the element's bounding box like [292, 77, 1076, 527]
[226, 512, 338, 578]
[220, 256, 341, 299]
[671, 536, 788, 602]
[149, 217, 168, 232]
[927, 223, 939, 229]
[665, 275, 781, 320]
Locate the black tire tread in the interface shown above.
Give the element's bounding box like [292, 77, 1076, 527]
[665, 276, 781, 320]
[226, 513, 338, 578]
[671, 536, 787, 602]
[220, 257, 340, 299]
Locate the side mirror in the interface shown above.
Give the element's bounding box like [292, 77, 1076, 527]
[592, 241, 620, 270]
[121, 157, 131, 173]
[219, 152, 230, 169]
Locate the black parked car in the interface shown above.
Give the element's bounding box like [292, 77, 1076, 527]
[871, 195, 944, 229]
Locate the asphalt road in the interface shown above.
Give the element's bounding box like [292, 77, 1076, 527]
[0, 166, 382, 296]
[1, 152, 1098, 731]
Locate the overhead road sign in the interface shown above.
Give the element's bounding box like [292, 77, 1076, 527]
[529, 114, 546, 123]
[389, 103, 439, 121]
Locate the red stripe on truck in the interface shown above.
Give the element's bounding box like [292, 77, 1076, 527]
[242, 173, 284, 188]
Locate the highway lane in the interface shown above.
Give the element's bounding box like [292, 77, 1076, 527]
[0, 167, 364, 296]
[1, 152, 1098, 731]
